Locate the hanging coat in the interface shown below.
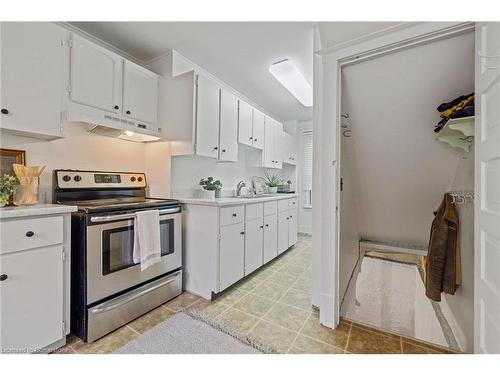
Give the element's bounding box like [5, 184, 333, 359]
[425, 193, 461, 302]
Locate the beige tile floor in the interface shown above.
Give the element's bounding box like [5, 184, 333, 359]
[55, 234, 454, 354]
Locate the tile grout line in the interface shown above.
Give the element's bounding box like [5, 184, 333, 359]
[344, 322, 353, 352]
[286, 310, 313, 353]
[246, 260, 311, 350]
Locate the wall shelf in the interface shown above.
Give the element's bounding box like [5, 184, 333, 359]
[436, 116, 475, 152]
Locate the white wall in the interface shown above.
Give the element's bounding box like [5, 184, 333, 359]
[170, 146, 296, 198]
[0, 123, 159, 201]
[297, 120, 313, 234]
[341, 31, 475, 247]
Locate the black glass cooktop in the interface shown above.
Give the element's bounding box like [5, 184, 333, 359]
[67, 197, 180, 213]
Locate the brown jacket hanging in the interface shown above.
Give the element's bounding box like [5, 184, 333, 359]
[425, 193, 461, 302]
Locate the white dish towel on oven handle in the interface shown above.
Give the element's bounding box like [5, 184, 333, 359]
[133, 210, 161, 271]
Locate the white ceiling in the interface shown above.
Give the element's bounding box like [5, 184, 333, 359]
[69, 22, 314, 121]
[341, 31, 475, 247]
[318, 22, 403, 49]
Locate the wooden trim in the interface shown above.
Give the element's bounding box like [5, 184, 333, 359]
[0, 148, 26, 167]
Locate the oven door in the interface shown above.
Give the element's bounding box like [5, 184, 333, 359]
[86, 207, 182, 304]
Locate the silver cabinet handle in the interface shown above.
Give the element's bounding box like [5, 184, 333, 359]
[90, 271, 181, 314]
[90, 207, 180, 223]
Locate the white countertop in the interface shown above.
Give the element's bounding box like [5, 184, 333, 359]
[0, 204, 77, 219]
[178, 193, 298, 207]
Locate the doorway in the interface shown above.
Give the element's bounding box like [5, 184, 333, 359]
[337, 31, 475, 352]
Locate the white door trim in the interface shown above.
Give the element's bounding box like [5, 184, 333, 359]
[314, 21, 475, 329]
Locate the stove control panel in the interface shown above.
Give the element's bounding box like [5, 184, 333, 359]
[55, 170, 147, 189]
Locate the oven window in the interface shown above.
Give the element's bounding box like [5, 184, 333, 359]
[102, 219, 175, 275]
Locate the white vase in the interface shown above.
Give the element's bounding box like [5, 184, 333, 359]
[268, 186, 278, 194]
[195, 189, 216, 200]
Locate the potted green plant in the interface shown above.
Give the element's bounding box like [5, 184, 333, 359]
[199, 177, 223, 199]
[264, 171, 283, 194]
[0, 174, 17, 207]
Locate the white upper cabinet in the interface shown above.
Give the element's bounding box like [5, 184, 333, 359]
[263, 117, 284, 169]
[237, 101, 265, 150]
[70, 34, 123, 114]
[283, 132, 297, 165]
[252, 109, 265, 150]
[1, 22, 66, 139]
[195, 74, 221, 159]
[238, 100, 254, 147]
[219, 89, 239, 162]
[123, 60, 159, 125]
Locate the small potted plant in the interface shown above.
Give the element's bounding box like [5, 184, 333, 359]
[199, 177, 223, 199]
[0, 174, 17, 207]
[264, 171, 283, 194]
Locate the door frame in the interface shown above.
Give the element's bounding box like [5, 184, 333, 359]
[313, 21, 475, 329]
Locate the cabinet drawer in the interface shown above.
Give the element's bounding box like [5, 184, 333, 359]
[0, 216, 63, 255]
[288, 198, 298, 210]
[220, 205, 244, 226]
[264, 201, 277, 216]
[245, 203, 263, 221]
[278, 199, 289, 213]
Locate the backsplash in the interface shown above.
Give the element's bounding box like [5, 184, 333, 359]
[171, 146, 297, 198]
[0, 122, 169, 202]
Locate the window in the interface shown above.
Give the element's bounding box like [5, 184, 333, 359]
[302, 130, 313, 208]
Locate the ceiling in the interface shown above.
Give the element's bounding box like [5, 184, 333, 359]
[318, 22, 403, 49]
[69, 22, 314, 121]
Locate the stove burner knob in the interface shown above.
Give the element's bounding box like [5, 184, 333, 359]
[137, 177, 143, 182]
[74, 175, 82, 182]
[62, 175, 71, 182]
[130, 177, 136, 182]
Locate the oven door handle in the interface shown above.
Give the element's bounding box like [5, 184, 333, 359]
[90, 271, 182, 315]
[90, 207, 180, 223]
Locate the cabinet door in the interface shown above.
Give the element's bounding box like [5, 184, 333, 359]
[263, 214, 278, 263]
[1, 22, 65, 139]
[274, 121, 284, 169]
[252, 109, 265, 150]
[244, 218, 264, 275]
[195, 74, 220, 159]
[263, 117, 275, 168]
[70, 34, 123, 113]
[122, 60, 159, 125]
[219, 89, 239, 162]
[277, 211, 289, 255]
[219, 223, 245, 291]
[0, 245, 63, 352]
[238, 100, 253, 147]
[288, 209, 298, 247]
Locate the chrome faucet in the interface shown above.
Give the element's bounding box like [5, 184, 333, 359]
[236, 181, 246, 197]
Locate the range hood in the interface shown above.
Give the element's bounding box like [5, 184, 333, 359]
[65, 109, 161, 143]
[88, 125, 162, 142]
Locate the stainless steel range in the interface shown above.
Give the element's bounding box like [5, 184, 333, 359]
[53, 170, 182, 342]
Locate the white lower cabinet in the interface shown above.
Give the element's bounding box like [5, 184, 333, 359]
[0, 208, 75, 353]
[278, 211, 290, 254]
[278, 198, 299, 254]
[288, 209, 298, 246]
[244, 218, 264, 275]
[182, 196, 299, 299]
[263, 214, 278, 263]
[219, 222, 245, 291]
[0, 245, 64, 352]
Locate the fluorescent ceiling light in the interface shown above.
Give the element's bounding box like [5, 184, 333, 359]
[269, 59, 313, 107]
